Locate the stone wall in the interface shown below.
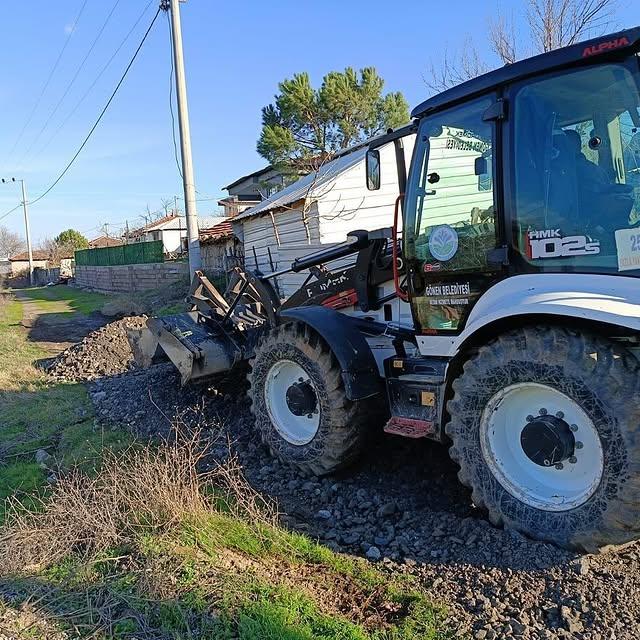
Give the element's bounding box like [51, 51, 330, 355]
[74, 262, 189, 293]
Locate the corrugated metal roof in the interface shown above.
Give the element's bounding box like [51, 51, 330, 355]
[234, 146, 367, 222]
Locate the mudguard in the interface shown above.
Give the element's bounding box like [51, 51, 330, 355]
[278, 306, 382, 400]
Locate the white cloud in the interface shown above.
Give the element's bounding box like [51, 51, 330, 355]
[64, 23, 75, 35]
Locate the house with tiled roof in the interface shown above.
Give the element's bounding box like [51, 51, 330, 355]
[128, 213, 226, 255]
[199, 219, 241, 274]
[8, 247, 75, 278]
[88, 235, 123, 249]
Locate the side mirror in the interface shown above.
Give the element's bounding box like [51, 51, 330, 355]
[474, 156, 488, 176]
[366, 149, 381, 190]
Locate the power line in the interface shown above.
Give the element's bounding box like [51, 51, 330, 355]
[28, 7, 163, 208]
[4, 0, 89, 168]
[18, 0, 123, 167]
[31, 0, 156, 163]
[0, 203, 23, 224]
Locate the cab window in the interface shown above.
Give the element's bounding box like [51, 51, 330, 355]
[405, 96, 497, 273]
[512, 62, 640, 274]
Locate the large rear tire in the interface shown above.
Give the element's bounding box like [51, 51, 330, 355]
[247, 322, 370, 475]
[446, 326, 640, 552]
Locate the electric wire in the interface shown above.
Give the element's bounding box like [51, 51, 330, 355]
[31, 0, 156, 163]
[4, 0, 89, 168]
[0, 203, 23, 223]
[18, 0, 123, 167]
[28, 7, 163, 208]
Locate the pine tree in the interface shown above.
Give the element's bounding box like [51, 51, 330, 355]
[257, 67, 409, 173]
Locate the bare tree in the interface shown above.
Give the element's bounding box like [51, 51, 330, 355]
[160, 198, 173, 217]
[0, 226, 25, 259]
[489, 12, 518, 65]
[425, 37, 489, 93]
[525, 0, 618, 53]
[426, 0, 619, 91]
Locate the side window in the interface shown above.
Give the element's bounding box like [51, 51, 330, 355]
[409, 97, 497, 273]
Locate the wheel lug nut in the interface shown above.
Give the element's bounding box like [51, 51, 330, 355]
[575, 441, 584, 449]
[298, 377, 304, 382]
[307, 414, 313, 419]
[570, 424, 578, 432]
[526, 415, 534, 423]
[540, 408, 548, 415]
[556, 411, 564, 419]
[543, 459, 551, 466]
[569, 456, 577, 464]
[555, 462, 564, 470]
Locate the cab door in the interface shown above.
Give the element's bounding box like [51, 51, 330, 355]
[403, 95, 505, 336]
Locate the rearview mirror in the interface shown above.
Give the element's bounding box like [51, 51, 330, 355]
[366, 149, 381, 190]
[474, 156, 488, 176]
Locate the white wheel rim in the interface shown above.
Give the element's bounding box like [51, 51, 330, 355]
[264, 359, 320, 445]
[479, 383, 604, 512]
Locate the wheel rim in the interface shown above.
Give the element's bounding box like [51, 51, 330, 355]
[479, 383, 604, 512]
[264, 359, 320, 445]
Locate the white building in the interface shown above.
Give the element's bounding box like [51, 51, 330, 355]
[129, 213, 227, 255]
[232, 137, 415, 298]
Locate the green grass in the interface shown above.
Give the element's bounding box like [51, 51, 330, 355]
[20, 285, 108, 315]
[0, 297, 132, 520]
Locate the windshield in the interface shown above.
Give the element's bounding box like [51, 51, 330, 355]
[512, 59, 640, 274]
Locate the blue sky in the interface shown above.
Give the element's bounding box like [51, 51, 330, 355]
[0, 0, 637, 243]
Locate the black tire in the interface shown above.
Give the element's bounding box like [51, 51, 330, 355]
[247, 322, 370, 475]
[446, 326, 640, 552]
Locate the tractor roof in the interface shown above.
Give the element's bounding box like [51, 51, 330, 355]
[412, 26, 640, 120]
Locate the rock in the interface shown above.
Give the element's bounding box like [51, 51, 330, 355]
[92, 391, 107, 402]
[560, 606, 583, 634]
[365, 546, 381, 561]
[376, 502, 397, 518]
[35, 449, 51, 466]
[316, 509, 332, 520]
[570, 556, 590, 576]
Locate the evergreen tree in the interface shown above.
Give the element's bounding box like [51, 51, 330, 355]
[258, 67, 409, 173]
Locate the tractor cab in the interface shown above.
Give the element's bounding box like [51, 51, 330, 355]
[369, 28, 640, 340]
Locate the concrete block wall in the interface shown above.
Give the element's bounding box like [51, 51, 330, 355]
[74, 262, 189, 293]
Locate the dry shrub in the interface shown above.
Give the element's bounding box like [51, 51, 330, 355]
[0, 429, 274, 574]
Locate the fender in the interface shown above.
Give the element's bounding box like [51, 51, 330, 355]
[279, 306, 382, 400]
[416, 273, 640, 358]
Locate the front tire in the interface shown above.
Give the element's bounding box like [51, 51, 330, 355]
[247, 322, 370, 475]
[446, 326, 640, 552]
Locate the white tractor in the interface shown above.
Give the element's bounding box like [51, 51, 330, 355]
[135, 27, 640, 551]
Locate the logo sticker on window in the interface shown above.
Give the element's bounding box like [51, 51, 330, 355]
[526, 229, 600, 259]
[429, 225, 459, 262]
[615, 228, 640, 272]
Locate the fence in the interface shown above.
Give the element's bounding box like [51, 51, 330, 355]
[74, 262, 189, 293]
[75, 240, 164, 267]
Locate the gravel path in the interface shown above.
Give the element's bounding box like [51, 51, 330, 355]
[49, 318, 640, 639]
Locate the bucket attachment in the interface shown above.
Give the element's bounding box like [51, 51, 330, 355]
[137, 312, 239, 385]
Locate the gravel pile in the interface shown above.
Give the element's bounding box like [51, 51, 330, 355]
[46, 317, 148, 382]
[85, 363, 640, 640]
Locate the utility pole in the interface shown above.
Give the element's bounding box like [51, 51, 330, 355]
[164, 0, 201, 273]
[20, 180, 34, 287]
[1, 177, 34, 286]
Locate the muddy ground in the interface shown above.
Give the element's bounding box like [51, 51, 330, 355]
[27, 309, 640, 639]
